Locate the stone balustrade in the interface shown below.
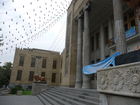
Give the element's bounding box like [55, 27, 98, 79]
[97, 62, 140, 98]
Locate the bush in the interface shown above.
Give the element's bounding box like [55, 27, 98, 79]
[10, 85, 24, 94]
[10, 88, 17, 94]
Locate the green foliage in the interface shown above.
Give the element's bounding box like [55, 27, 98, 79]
[0, 62, 12, 87]
[22, 91, 32, 95]
[10, 85, 32, 95]
[10, 88, 17, 94]
[10, 85, 24, 94]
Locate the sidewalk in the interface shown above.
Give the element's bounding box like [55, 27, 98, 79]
[0, 96, 43, 105]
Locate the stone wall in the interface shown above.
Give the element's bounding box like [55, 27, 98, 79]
[32, 83, 48, 95]
[60, 49, 70, 87]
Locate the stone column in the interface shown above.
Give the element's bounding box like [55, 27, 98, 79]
[108, 20, 114, 55]
[135, 7, 140, 33]
[113, 0, 127, 54]
[108, 20, 113, 40]
[75, 15, 83, 88]
[100, 25, 105, 60]
[82, 5, 91, 89]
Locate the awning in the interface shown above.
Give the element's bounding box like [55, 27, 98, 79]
[83, 52, 121, 75]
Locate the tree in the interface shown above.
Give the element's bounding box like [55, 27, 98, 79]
[0, 62, 12, 88]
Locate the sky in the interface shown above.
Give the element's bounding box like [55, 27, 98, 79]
[0, 0, 72, 65]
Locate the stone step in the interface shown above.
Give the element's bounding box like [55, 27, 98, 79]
[45, 89, 99, 105]
[37, 95, 51, 105]
[50, 87, 99, 103]
[53, 87, 99, 97]
[41, 92, 72, 105]
[50, 87, 99, 100]
[39, 93, 61, 105]
[60, 87, 98, 92]
[56, 87, 99, 97]
[45, 91, 86, 105]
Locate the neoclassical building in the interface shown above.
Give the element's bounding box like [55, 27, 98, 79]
[10, 48, 61, 89]
[60, 0, 140, 88]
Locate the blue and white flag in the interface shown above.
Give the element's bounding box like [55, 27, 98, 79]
[83, 52, 121, 75]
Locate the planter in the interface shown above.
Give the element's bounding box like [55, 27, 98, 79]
[32, 83, 48, 95]
[16, 90, 22, 95]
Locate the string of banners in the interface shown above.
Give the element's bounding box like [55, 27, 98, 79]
[0, 0, 72, 55]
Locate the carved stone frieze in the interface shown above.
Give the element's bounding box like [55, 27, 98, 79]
[97, 62, 140, 98]
[125, 67, 140, 93]
[109, 70, 124, 91]
[97, 71, 109, 90]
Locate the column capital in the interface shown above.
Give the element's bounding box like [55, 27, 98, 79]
[75, 11, 83, 21]
[83, 1, 91, 12]
[78, 11, 84, 19]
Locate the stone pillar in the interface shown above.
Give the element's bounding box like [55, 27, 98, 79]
[135, 7, 140, 33]
[113, 0, 127, 54]
[100, 25, 105, 60]
[99, 94, 108, 105]
[75, 15, 83, 88]
[108, 20, 113, 40]
[108, 20, 114, 55]
[82, 5, 91, 89]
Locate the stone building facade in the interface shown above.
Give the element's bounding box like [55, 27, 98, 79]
[10, 48, 61, 89]
[61, 0, 140, 88]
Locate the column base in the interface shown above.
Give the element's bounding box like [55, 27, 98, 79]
[75, 81, 82, 88]
[82, 74, 91, 89]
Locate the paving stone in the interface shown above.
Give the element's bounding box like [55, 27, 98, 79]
[0, 96, 43, 105]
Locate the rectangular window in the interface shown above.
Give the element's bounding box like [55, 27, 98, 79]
[90, 60, 95, 64]
[41, 72, 45, 77]
[91, 74, 97, 80]
[31, 57, 36, 67]
[42, 58, 47, 68]
[61, 59, 63, 69]
[51, 73, 56, 83]
[104, 26, 109, 44]
[106, 55, 110, 58]
[19, 55, 24, 66]
[96, 59, 100, 63]
[60, 73, 62, 83]
[91, 36, 94, 51]
[53, 60, 57, 69]
[96, 33, 99, 49]
[124, 9, 135, 31]
[16, 70, 22, 81]
[29, 71, 34, 81]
